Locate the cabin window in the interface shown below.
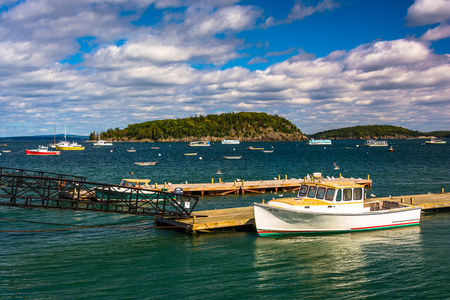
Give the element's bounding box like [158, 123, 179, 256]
[343, 189, 352, 201]
[307, 186, 317, 198]
[336, 190, 342, 201]
[316, 187, 326, 199]
[298, 185, 308, 197]
[325, 189, 335, 201]
[354, 188, 363, 200]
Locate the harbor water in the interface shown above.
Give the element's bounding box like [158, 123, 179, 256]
[1, 140, 449, 299]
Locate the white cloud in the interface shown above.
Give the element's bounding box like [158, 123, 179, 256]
[421, 23, 450, 41]
[406, 0, 450, 26]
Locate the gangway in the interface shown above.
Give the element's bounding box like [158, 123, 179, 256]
[0, 167, 198, 218]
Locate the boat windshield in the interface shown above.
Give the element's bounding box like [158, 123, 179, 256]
[298, 185, 338, 202]
[120, 180, 137, 187]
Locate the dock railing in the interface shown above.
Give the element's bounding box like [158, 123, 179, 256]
[0, 167, 198, 218]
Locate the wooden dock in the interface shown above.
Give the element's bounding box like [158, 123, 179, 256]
[154, 176, 373, 196]
[156, 192, 450, 234]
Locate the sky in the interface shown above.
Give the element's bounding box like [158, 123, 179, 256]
[0, 0, 449, 137]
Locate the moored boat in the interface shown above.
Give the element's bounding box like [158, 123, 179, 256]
[223, 156, 242, 160]
[134, 161, 157, 166]
[55, 141, 85, 150]
[247, 146, 264, 150]
[221, 139, 240, 145]
[95, 179, 159, 201]
[184, 153, 198, 156]
[93, 140, 113, 146]
[308, 139, 332, 145]
[188, 141, 210, 146]
[26, 145, 61, 155]
[253, 180, 421, 236]
[425, 139, 446, 144]
[365, 140, 388, 147]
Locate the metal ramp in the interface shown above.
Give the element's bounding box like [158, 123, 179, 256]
[0, 167, 198, 218]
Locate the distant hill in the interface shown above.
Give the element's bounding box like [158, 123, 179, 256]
[92, 112, 307, 142]
[310, 125, 449, 139]
[0, 134, 89, 142]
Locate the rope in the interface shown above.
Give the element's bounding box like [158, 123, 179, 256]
[0, 217, 181, 232]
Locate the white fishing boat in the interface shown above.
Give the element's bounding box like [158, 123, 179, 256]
[94, 140, 113, 146]
[308, 139, 332, 145]
[262, 150, 274, 153]
[95, 179, 159, 201]
[183, 153, 198, 156]
[223, 156, 241, 160]
[134, 161, 157, 166]
[365, 140, 388, 147]
[188, 141, 210, 146]
[253, 180, 421, 236]
[221, 139, 240, 145]
[425, 139, 446, 144]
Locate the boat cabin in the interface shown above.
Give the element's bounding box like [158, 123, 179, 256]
[119, 179, 152, 189]
[297, 182, 364, 203]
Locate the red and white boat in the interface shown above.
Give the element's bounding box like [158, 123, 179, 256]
[26, 145, 61, 155]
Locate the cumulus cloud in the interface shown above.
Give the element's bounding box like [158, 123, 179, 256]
[406, 0, 450, 26]
[421, 23, 450, 41]
[0, 0, 449, 136]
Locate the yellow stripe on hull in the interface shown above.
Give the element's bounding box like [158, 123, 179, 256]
[55, 146, 85, 150]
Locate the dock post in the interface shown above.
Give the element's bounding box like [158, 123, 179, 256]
[278, 175, 280, 180]
[411, 197, 414, 205]
[285, 175, 287, 180]
[219, 178, 222, 183]
[339, 173, 342, 178]
[242, 180, 245, 186]
[367, 174, 370, 180]
[262, 199, 265, 204]
[401, 198, 403, 203]
[155, 183, 158, 188]
[234, 180, 236, 187]
[442, 188, 445, 194]
[164, 182, 167, 189]
[211, 178, 214, 184]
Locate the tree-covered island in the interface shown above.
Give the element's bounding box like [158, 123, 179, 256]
[90, 112, 307, 142]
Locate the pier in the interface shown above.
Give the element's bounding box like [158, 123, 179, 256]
[154, 175, 372, 196]
[0, 167, 198, 218]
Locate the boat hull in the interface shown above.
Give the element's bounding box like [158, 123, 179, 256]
[55, 146, 85, 150]
[26, 149, 61, 155]
[253, 203, 421, 236]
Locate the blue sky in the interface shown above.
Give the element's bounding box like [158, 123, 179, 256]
[0, 0, 449, 136]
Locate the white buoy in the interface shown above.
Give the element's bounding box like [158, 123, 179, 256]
[199, 157, 202, 160]
[158, 153, 161, 156]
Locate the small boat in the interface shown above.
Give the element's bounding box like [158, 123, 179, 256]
[188, 141, 210, 146]
[389, 146, 394, 152]
[93, 140, 113, 146]
[223, 156, 242, 160]
[134, 161, 157, 166]
[0, 143, 7, 146]
[308, 139, 332, 145]
[221, 139, 240, 145]
[333, 162, 340, 170]
[365, 140, 388, 147]
[216, 169, 222, 175]
[126, 148, 136, 152]
[55, 126, 85, 150]
[425, 139, 446, 144]
[262, 150, 274, 153]
[183, 153, 198, 156]
[26, 145, 61, 155]
[254, 180, 421, 236]
[151, 147, 160, 149]
[247, 146, 264, 150]
[95, 179, 160, 201]
[1, 150, 11, 153]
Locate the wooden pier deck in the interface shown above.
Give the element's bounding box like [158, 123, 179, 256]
[156, 192, 450, 234]
[154, 176, 373, 196]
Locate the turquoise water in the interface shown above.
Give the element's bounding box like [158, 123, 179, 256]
[1, 140, 449, 299]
